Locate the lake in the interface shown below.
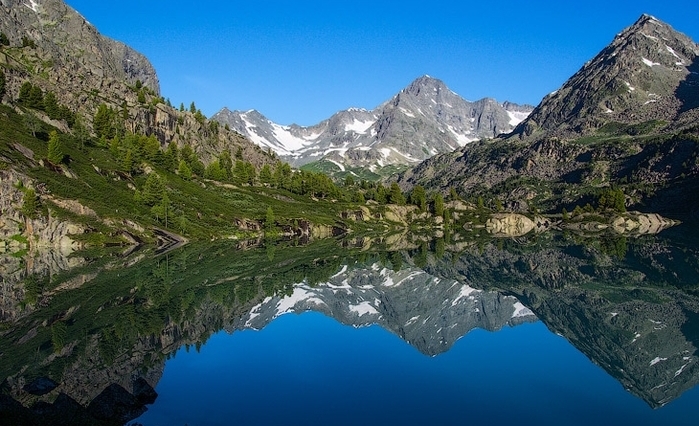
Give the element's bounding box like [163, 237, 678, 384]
[1, 227, 699, 425]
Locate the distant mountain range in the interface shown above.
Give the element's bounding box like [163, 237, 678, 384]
[213, 76, 533, 174]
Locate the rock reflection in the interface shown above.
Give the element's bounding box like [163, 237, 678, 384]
[1, 228, 698, 423]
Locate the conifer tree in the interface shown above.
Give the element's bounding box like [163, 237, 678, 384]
[178, 160, 192, 180]
[47, 131, 63, 164]
[432, 193, 444, 217]
[0, 70, 5, 99]
[265, 206, 275, 230]
[21, 188, 37, 218]
[389, 183, 406, 205]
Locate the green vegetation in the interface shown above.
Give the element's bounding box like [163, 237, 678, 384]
[0, 99, 437, 244]
[46, 130, 63, 164]
[17, 81, 76, 126]
[0, 69, 5, 99]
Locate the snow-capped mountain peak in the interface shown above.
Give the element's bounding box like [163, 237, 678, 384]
[213, 76, 534, 170]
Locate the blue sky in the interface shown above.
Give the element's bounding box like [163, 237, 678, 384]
[64, 0, 699, 126]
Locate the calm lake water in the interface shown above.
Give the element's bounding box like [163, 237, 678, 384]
[135, 312, 699, 426]
[2, 227, 699, 425]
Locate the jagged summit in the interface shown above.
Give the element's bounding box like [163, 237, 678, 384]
[513, 14, 699, 139]
[213, 76, 533, 171]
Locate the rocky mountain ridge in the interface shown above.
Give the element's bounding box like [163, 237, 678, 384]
[213, 76, 532, 171]
[396, 15, 699, 219]
[513, 14, 699, 140]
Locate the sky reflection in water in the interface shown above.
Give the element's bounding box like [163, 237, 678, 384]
[135, 312, 699, 426]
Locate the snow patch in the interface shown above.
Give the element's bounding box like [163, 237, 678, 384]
[512, 302, 534, 319]
[451, 285, 479, 307]
[447, 125, 477, 147]
[399, 107, 415, 118]
[241, 115, 274, 151]
[25, 0, 40, 12]
[625, 81, 636, 92]
[330, 265, 348, 279]
[326, 159, 345, 172]
[650, 357, 668, 366]
[507, 110, 530, 127]
[274, 287, 326, 318]
[349, 301, 379, 316]
[245, 297, 273, 328]
[345, 118, 375, 134]
[675, 363, 690, 377]
[665, 45, 685, 64]
[642, 57, 661, 67]
[303, 131, 322, 141]
[271, 123, 312, 152]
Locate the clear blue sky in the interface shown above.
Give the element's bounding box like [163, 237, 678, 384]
[63, 0, 698, 126]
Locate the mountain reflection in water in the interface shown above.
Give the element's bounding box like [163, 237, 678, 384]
[1, 228, 699, 424]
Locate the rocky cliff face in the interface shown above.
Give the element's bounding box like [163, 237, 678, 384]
[0, 0, 274, 169]
[513, 14, 699, 140]
[213, 76, 532, 170]
[0, 0, 158, 95]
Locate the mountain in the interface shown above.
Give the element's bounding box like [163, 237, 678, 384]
[213, 76, 533, 174]
[0, 0, 271, 166]
[240, 262, 534, 356]
[396, 15, 699, 218]
[0, 0, 310, 250]
[514, 14, 699, 140]
[0, 0, 158, 100]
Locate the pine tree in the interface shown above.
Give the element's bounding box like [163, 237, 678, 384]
[205, 160, 225, 181]
[0, 70, 5, 99]
[47, 131, 63, 164]
[410, 185, 426, 212]
[18, 82, 32, 104]
[178, 160, 192, 180]
[259, 164, 273, 186]
[141, 173, 165, 206]
[433, 193, 444, 217]
[72, 117, 90, 150]
[93, 104, 116, 139]
[389, 183, 406, 205]
[219, 150, 233, 179]
[265, 206, 275, 230]
[42, 91, 60, 118]
[21, 188, 37, 218]
[23, 113, 41, 137]
[28, 85, 43, 108]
